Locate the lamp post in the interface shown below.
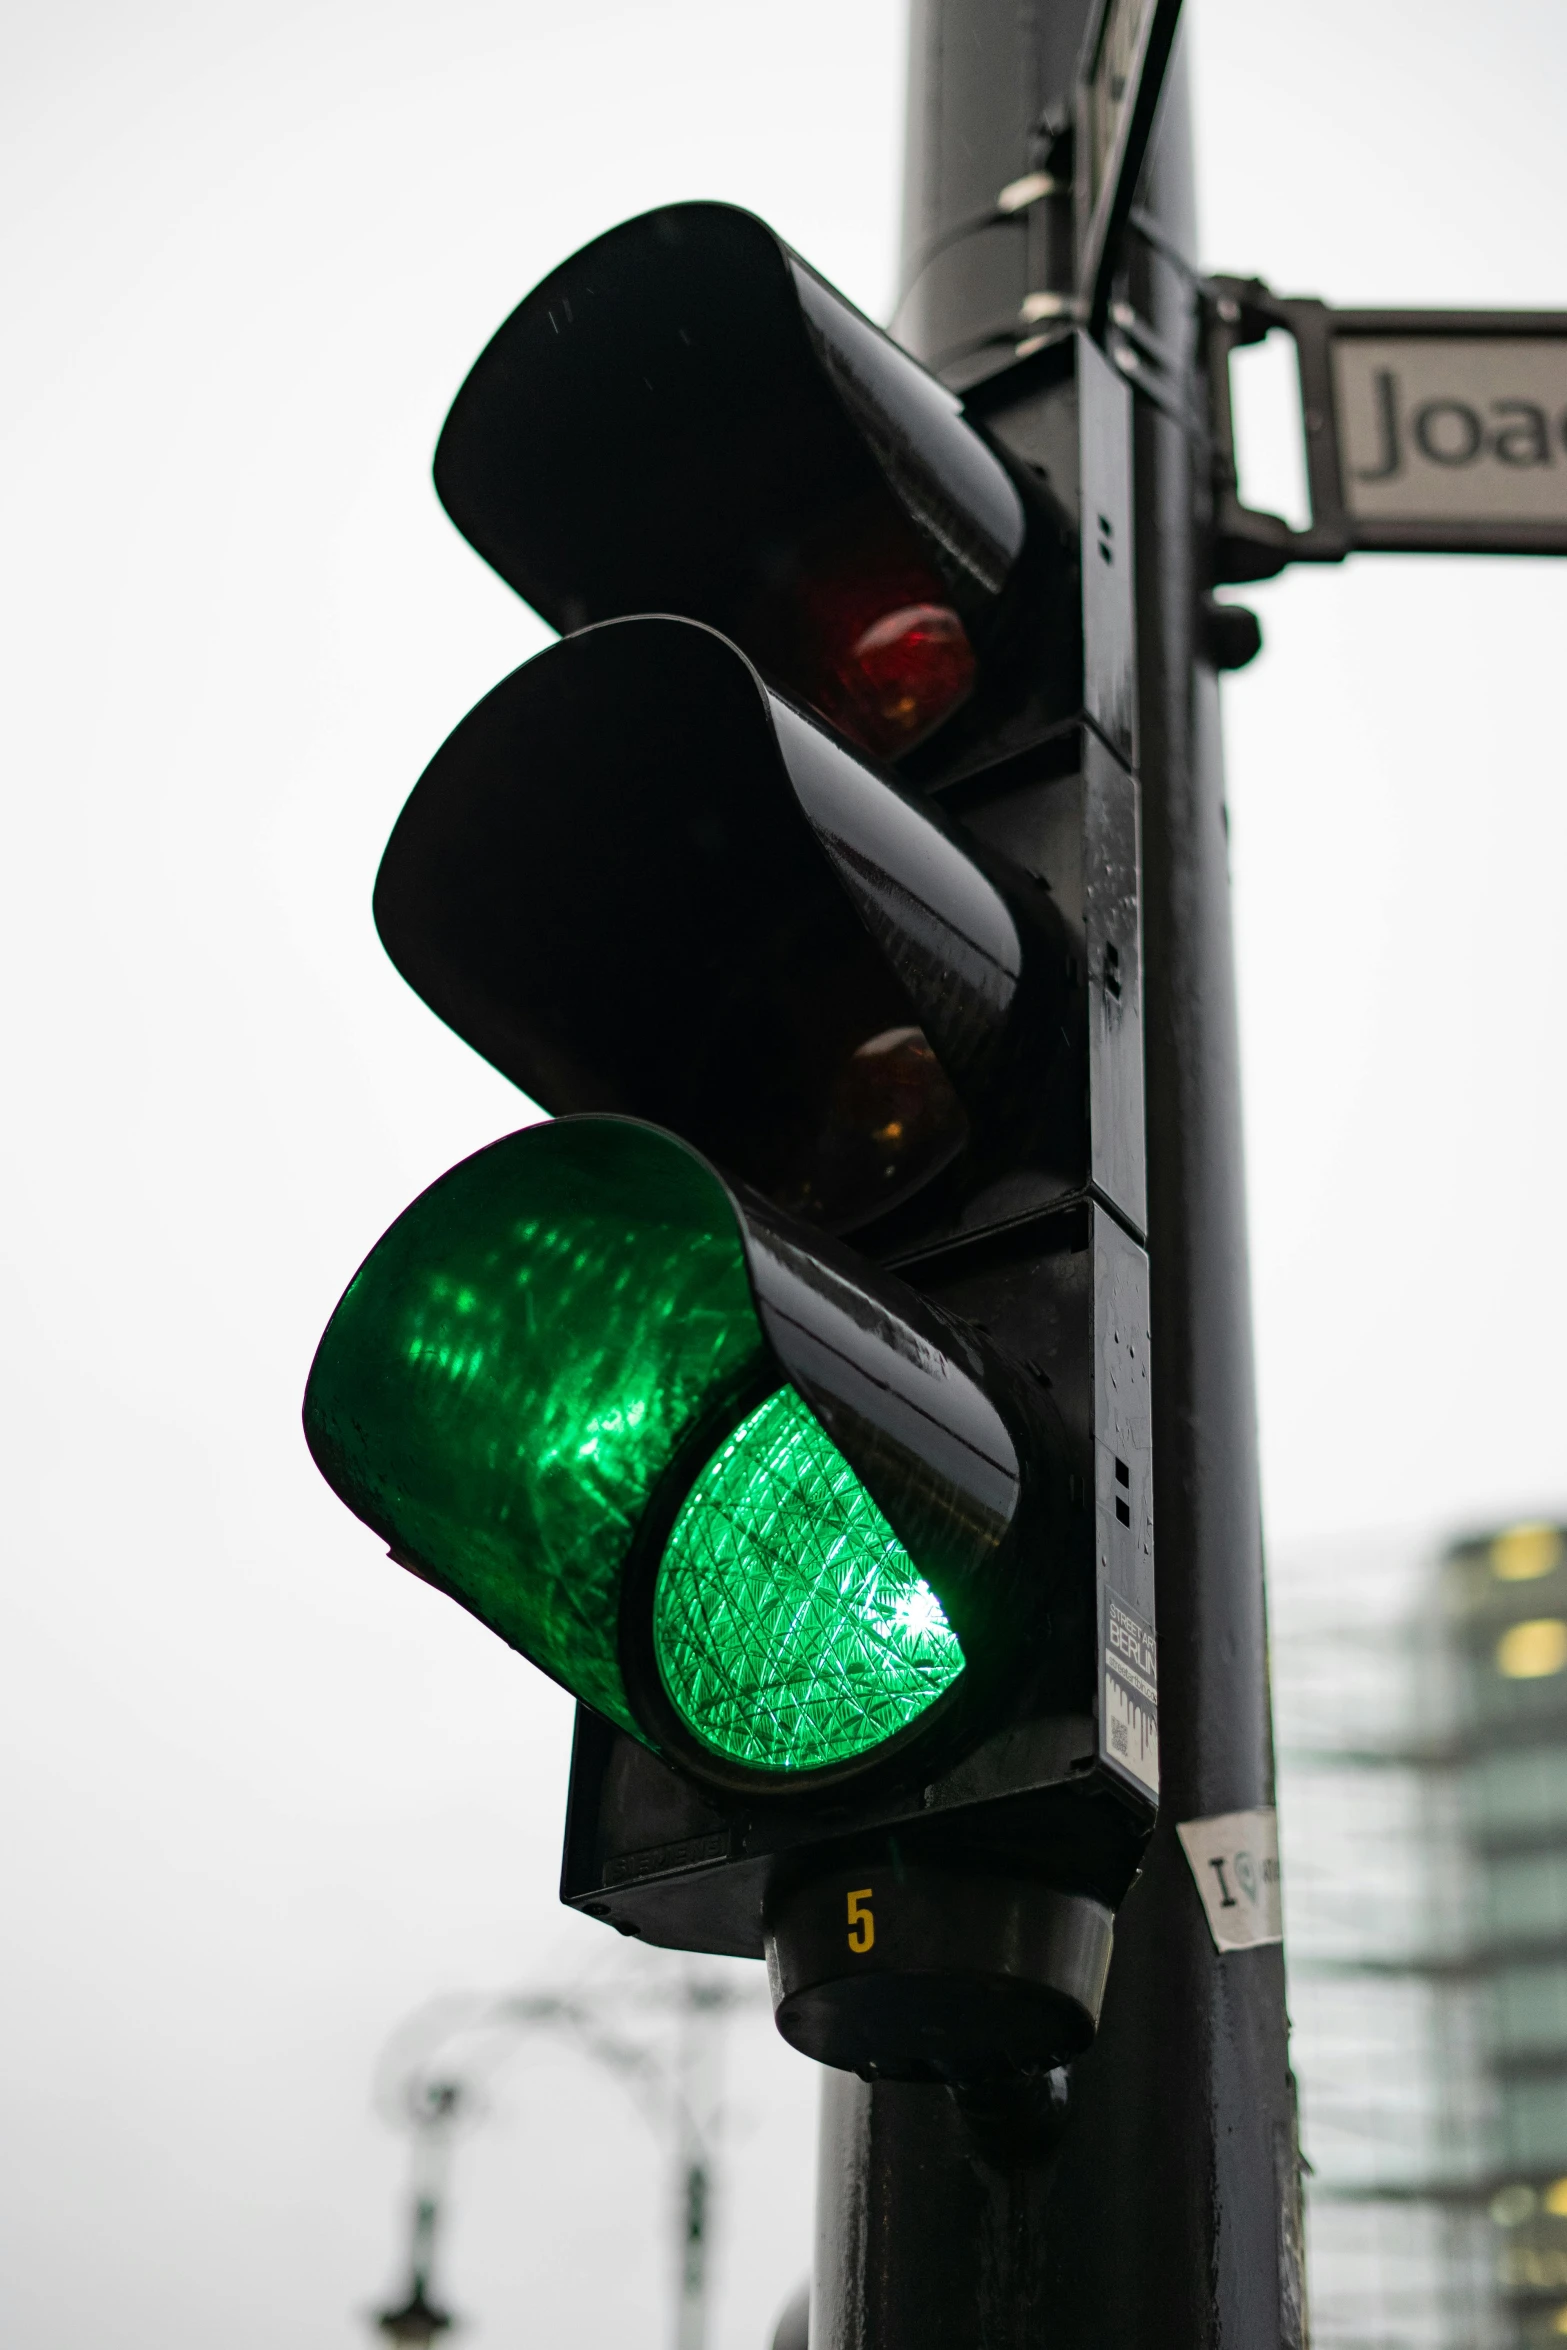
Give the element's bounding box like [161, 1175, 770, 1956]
[373, 2080, 461, 2346]
[368, 1963, 755, 2350]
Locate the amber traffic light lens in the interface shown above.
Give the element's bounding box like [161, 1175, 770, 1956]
[785, 1025, 967, 1228]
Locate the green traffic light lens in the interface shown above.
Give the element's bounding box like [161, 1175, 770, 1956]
[652, 1386, 965, 1773]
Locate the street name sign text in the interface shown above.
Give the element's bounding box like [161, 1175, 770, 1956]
[1208, 281, 1567, 577]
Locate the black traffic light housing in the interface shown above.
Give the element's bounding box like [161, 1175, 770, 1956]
[560, 1184, 1153, 2085]
[307, 201, 1155, 2091]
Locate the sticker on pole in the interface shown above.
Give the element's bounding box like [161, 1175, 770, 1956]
[1101, 1592, 1159, 1797]
[1176, 1808, 1282, 1952]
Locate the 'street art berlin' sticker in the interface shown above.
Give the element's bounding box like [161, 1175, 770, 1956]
[1176, 1808, 1283, 1952]
[1101, 1592, 1158, 1795]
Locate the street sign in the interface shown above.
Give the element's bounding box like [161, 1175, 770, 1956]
[1334, 323, 1567, 536]
[1208, 279, 1567, 578]
[1075, 0, 1183, 328]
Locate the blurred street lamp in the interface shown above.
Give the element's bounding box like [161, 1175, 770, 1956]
[372, 2080, 463, 2345]
[367, 1959, 757, 2350]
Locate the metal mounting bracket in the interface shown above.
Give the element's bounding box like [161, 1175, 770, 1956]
[1204, 274, 1352, 583]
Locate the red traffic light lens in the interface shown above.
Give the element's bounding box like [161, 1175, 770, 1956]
[744, 507, 980, 763]
[830, 604, 977, 762]
[795, 570, 977, 762]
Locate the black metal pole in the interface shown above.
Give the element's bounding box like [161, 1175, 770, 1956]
[808, 8, 1304, 2344]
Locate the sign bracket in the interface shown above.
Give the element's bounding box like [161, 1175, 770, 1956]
[1205, 274, 1567, 584]
[1205, 276, 1353, 583]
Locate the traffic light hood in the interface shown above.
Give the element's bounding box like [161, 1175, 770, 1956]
[373, 616, 1084, 1239]
[432, 201, 1059, 763]
[304, 1118, 1055, 1791]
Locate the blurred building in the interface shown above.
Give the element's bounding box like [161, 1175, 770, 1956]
[1273, 1518, 1567, 2350]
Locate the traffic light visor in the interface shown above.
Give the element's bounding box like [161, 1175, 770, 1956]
[372, 618, 1079, 1240]
[433, 202, 1028, 760]
[305, 1120, 761, 1738]
[303, 1122, 1021, 1778]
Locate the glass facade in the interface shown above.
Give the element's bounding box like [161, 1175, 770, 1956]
[1274, 1520, 1567, 2350]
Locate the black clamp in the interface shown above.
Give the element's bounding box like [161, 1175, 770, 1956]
[1204, 275, 1352, 584]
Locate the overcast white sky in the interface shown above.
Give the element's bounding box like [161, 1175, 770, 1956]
[1, 3, 1564, 2345]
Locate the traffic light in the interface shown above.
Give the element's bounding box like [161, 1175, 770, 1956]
[430, 200, 1123, 784]
[371, 614, 1136, 1248]
[306, 204, 1155, 2090]
[305, 1113, 1055, 1791]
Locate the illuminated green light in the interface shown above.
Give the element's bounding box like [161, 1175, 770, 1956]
[653, 1387, 964, 1772]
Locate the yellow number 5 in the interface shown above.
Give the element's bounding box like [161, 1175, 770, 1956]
[846, 1887, 874, 1954]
